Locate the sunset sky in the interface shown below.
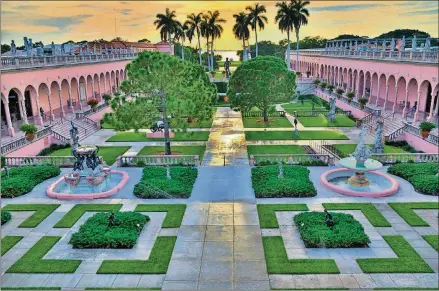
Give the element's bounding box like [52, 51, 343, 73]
[1, 1, 438, 50]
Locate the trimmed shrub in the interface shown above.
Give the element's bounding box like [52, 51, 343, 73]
[38, 144, 71, 156]
[1, 211, 11, 225]
[215, 82, 228, 94]
[133, 166, 198, 198]
[1, 165, 61, 198]
[257, 160, 327, 166]
[388, 163, 438, 195]
[385, 140, 421, 153]
[1, 156, 5, 168]
[294, 211, 370, 248]
[69, 212, 149, 249]
[409, 175, 438, 196]
[251, 165, 316, 198]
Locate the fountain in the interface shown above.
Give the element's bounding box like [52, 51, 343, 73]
[47, 121, 129, 200]
[320, 126, 399, 197]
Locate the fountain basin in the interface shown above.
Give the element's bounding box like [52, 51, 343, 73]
[47, 170, 129, 200]
[321, 168, 399, 197]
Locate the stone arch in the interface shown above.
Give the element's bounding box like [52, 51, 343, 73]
[111, 71, 116, 92]
[50, 81, 64, 118]
[23, 84, 38, 119]
[70, 77, 81, 109]
[60, 79, 71, 113]
[38, 82, 52, 120]
[364, 71, 372, 98]
[99, 73, 106, 96]
[86, 75, 94, 99]
[358, 70, 365, 97]
[385, 75, 396, 110]
[419, 80, 433, 118]
[78, 76, 87, 104]
[370, 73, 379, 104]
[393, 76, 407, 113]
[429, 83, 439, 119]
[93, 73, 100, 98]
[6, 88, 24, 123]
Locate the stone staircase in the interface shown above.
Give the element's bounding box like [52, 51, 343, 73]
[51, 118, 100, 143]
[360, 110, 405, 139]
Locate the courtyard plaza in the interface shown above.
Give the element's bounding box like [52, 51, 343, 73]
[1, 106, 438, 290]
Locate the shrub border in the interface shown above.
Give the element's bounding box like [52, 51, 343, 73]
[54, 204, 123, 228]
[257, 204, 309, 228]
[322, 203, 391, 227]
[2, 204, 60, 228]
[422, 235, 438, 252]
[135, 204, 186, 228]
[388, 202, 439, 227]
[1, 236, 23, 256]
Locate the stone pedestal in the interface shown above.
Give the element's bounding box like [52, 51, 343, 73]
[348, 171, 370, 187]
[146, 131, 175, 139]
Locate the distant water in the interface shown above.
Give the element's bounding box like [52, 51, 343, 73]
[215, 50, 240, 61]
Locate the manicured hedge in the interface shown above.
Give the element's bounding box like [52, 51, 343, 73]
[1, 211, 11, 225]
[37, 143, 70, 156]
[294, 212, 370, 248]
[69, 212, 149, 249]
[385, 140, 421, 153]
[215, 82, 228, 94]
[1, 165, 61, 198]
[133, 166, 198, 198]
[388, 163, 438, 195]
[251, 165, 316, 198]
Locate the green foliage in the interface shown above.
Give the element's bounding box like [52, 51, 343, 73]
[1, 165, 61, 198]
[323, 203, 391, 227]
[410, 175, 438, 195]
[215, 82, 228, 94]
[2, 204, 60, 228]
[319, 82, 327, 89]
[251, 165, 316, 197]
[357, 235, 434, 273]
[135, 204, 186, 228]
[2, 236, 24, 256]
[37, 143, 71, 156]
[54, 204, 122, 228]
[245, 130, 349, 141]
[107, 131, 210, 142]
[1, 155, 6, 168]
[313, 79, 320, 85]
[102, 94, 112, 102]
[378, 29, 431, 39]
[69, 212, 149, 249]
[422, 235, 438, 252]
[388, 163, 438, 195]
[257, 204, 309, 228]
[19, 123, 38, 134]
[1, 211, 11, 225]
[263, 236, 339, 274]
[385, 140, 420, 153]
[327, 84, 335, 92]
[335, 88, 345, 95]
[242, 117, 293, 128]
[389, 202, 439, 227]
[133, 166, 198, 198]
[228, 56, 296, 122]
[294, 212, 370, 248]
[7, 236, 82, 273]
[419, 122, 436, 132]
[346, 91, 355, 99]
[358, 97, 369, 104]
[238, 40, 287, 60]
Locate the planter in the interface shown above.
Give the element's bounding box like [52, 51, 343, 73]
[210, 72, 216, 78]
[421, 130, 430, 138]
[25, 132, 35, 142]
[360, 103, 365, 109]
[224, 96, 229, 102]
[348, 98, 353, 103]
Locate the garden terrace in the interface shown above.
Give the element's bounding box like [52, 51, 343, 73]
[245, 130, 349, 141]
[107, 131, 210, 142]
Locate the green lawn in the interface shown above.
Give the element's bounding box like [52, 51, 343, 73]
[333, 144, 407, 157]
[298, 115, 356, 127]
[388, 202, 439, 227]
[2, 204, 60, 228]
[107, 131, 210, 142]
[245, 130, 349, 141]
[103, 118, 213, 129]
[50, 146, 130, 165]
[422, 235, 438, 252]
[1, 236, 23, 256]
[257, 204, 309, 228]
[247, 145, 305, 156]
[323, 203, 391, 227]
[135, 204, 186, 228]
[217, 60, 242, 66]
[54, 204, 123, 228]
[137, 146, 206, 162]
[281, 102, 324, 110]
[242, 117, 293, 128]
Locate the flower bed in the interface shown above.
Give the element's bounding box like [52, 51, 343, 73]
[388, 163, 438, 195]
[294, 212, 370, 248]
[1, 211, 11, 225]
[69, 212, 149, 249]
[251, 165, 316, 198]
[1, 165, 61, 198]
[133, 166, 198, 198]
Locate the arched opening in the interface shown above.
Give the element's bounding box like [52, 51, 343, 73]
[24, 85, 38, 119]
[86, 75, 94, 99]
[7, 89, 22, 123]
[424, 83, 433, 113]
[78, 76, 87, 104]
[71, 77, 81, 109]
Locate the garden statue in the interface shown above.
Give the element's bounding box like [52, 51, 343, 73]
[354, 40, 358, 51]
[349, 40, 352, 50]
[324, 210, 335, 229]
[61, 44, 65, 56]
[93, 43, 97, 54]
[381, 40, 386, 52]
[28, 38, 33, 56]
[390, 38, 395, 52]
[366, 40, 371, 51]
[51, 41, 56, 56]
[401, 36, 406, 51]
[86, 43, 90, 54]
[374, 40, 379, 51]
[10, 40, 16, 56]
[425, 37, 431, 51]
[108, 212, 116, 227]
[37, 43, 44, 57]
[105, 44, 108, 54]
[372, 120, 384, 153]
[70, 121, 80, 150]
[412, 36, 417, 51]
[24, 37, 29, 55]
[352, 126, 372, 166]
[328, 95, 336, 122]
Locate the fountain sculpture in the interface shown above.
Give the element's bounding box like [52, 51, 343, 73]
[46, 122, 129, 200]
[320, 126, 399, 197]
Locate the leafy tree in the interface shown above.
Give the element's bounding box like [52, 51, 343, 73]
[233, 12, 251, 61]
[291, 0, 310, 72]
[237, 40, 285, 61]
[290, 36, 326, 49]
[185, 13, 204, 65]
[154, 8, 181, 55]
[174, 22, 189, 60]
[119, 51, 217, 154]
[332, 34, 365, 40]
[1, 44, 10, 54]
[138, 39, 151, 43]
[228, 56, 296, 122]
[377, 29, 430, 39]
[111, 37, 127, 42]
[246, 3, 268, 57]
[174, 44, 198, 64]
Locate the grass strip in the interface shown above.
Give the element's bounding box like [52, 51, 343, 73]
[272, 289, 349, 290]
[357, 235, 434, 273]
[2, 288, 61, 290]
[257, 204, 308, 228]
[263, 236, 339, 274]
[6, 236, 81, 273]
[388, 202, 439, 227]
[245, 130, 349, 141]
[322, 203, 391, 227]
[137, 145, 206, 163]
[2, 204, 60, 228]
[247, 145, 305, 156]
[1, 236, 23, 256]
[298, 115, 355, 127]
[422, 235, 438, 252]
[242, 117, 293, 128]
[50, 146, 130, 165]
[135, 204, 186, 228]
[97, 236, 176, 274]
[107, 131, 210, 142]
[54, 204, 122, 228]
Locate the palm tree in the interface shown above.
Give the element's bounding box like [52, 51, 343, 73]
[246, 3, 268, 57]
[201, 14, 211, 70]
[233, 12, 250, 61]
[154, 8, 181, 55]
[185, 13, 203, 65]
[175, 22, 189, 60]
[291, 0, 310, 72]
[207, 10, 226, 72]
[275, 1, 295, 69]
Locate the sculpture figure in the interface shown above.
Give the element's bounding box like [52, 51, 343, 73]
[93, 43, 97, 54]
[28, 38, 33, 56]
[354, 40, 358, 51]
[381, 40, 386, 52]
[24, 37, 29, 55]
[352, 126, 372, 166]
[372, 120, 384, 153]
[412, 36, 417, 51]
[105, 44, 108, 55]
[10, 40, 16, 56]
[401, 36, 406, 51]
[324, 210, 335, 229]
[390, 38, 395, 52]
[61, 44, 65, 56]
[86, 43, 90, 54]
[51, 41, 56, 56]
[349, 40, 353, 51]
[70, 121, 80, 151]
[328, 95, 336, 122]
[425, 37, 431, 51]
[36, 42, 44, 57]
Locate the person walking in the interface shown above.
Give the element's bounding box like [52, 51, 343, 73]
[224, 58, 231, 78]
[294, 117, 298, 128]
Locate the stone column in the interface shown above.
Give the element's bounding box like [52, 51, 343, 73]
[369, 80, 374, 103]
[3, 99, 15, 136]
[103, 77, 107, 94]
[19, 98, 28, 124]
[362, 81, 367, 98]
[58, 89, 65, 117]
[91, 81, 95, 99]
[67, 87, 74, 113]
[427, 90, 438, 120]
[47, 91, 55, 121]
[355, 75, 361, 98]
[402, 88, 409, 117]
[34, 94, 44, 126]
[84, 83, 89, 102]
[392, 85, 399, 113]
[413, 90, 422, 121]
[383, 84, 389, 110]
[97, 80, 102, 101]
[375, 81, 381, 107]
[77, 83, 83, 111]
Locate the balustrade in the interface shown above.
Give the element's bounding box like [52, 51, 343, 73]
[403, 122, 439, 146]
[4, 156, 77, 167]
[118, 155, 199, 167]
[370, 153, 439, 164]
[249, 154, 333, 166]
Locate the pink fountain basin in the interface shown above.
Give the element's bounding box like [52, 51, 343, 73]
[321, 168, 399, 197]
[47, 170, 129, 200]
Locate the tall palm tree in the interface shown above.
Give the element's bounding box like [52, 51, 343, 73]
[175, 22, 189, 60]
[185, 13, 203, 65]
[291, 0, 310, 72]
[233, 12, 250, 61]
[275, 1, 295, 69]
[246, 3, 268, 57]
[207, 10, 226, 72]
[201, 14, 211, 70]
[154, 8, 181, 55]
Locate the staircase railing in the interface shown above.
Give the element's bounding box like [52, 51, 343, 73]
[402, 122, 439, 146]
[1, 124, 56, 155]
[51, 129, 71, 144]
[249, 154, 334, 166]
[118, 155, 200, 167]
[370, 153, 439, 164]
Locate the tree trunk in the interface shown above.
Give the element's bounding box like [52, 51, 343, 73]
[210, 39, 214, 72]
[286, 31, 291, 70]
[197, 33, 202, 65]
[255, 26, 258, 57]
[296, 30, 300, 72]
[263, 107, 268, 123]
[181, 40, 185, 60]
[168, 33, 172, 56]
[206, 39, 211, 70]
[242, 39, 247, 61]
[161, 93, 171, 155]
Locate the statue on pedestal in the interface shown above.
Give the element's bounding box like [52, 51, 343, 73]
[28, 38, 33, 56]
[105, 44, 108, 55]
[401, 36, 406, 51]
[425, 37, 431, 51]
[24, 37, 29, 55]
[352, 126, 372, 166]
[93, 43, 97, 54]
[37, 42, 44, 56]
[354, 40, 358, 51]
[61, 44, 65, 56]
[372, 120, 384, 153]
[51, 41, 56, 56]
[411, 36, 417, 51]
[328, 95, 336, 122]
[390, 38, 395, 52]
[86, 43, 90, 55]
[10, 40, 16, 56]
[381, 40, 386, 52]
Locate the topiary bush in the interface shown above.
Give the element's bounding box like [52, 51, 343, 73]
[407, 175, 438, 196]
[1, 211, 11, 225]
[37, 143, 71, 156]
[251, 165, 316, 198]
[388, 163, 438, 195]
[294, 211, 370, 248]
[69, 212, 149, 249]
[1, 165, 61, 198]
[133, 166, 198, 198]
